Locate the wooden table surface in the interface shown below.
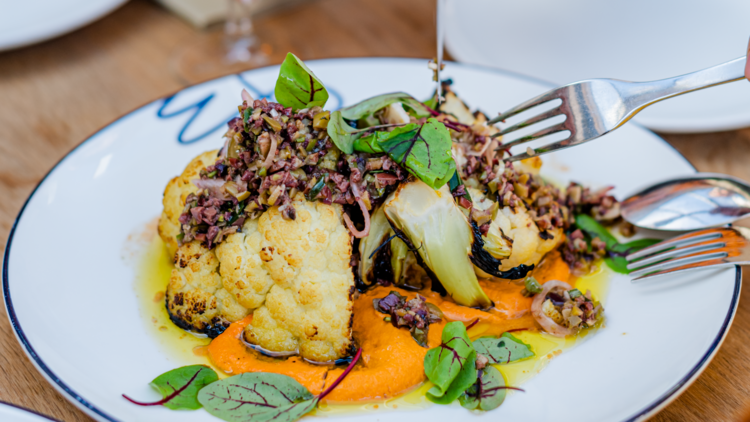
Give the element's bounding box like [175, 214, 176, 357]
[1, 0, 749, 420]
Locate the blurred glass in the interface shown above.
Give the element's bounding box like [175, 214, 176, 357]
[173, 0, 270, 85]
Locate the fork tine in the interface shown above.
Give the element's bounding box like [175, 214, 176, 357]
[487, 89, 562, 125]
[500, 122, 569, 149]
[490, 106, 564, 138]
[629, 250, 729, 280]
[626, 241, 726, 271]
[631, 255, 732, 282]
[626, 229, 726, 261]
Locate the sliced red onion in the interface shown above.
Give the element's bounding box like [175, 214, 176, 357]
[343, 184, 370, 238]
[192, 178, 229, 201]
[241, 88, 254, 105]
[219, 136, 230, 159]
[467, 138, 492, 157]
[262, 135, 278, 169]
[192, 178, 225, 190]
[531, 280, 576, 337]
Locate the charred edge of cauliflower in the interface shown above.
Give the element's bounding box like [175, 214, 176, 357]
[166, 303, 229, 338]
[165, 241, 233, 338]
[468, 220, 535, 280]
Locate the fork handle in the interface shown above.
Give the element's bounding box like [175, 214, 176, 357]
[631, 56, 746, 109]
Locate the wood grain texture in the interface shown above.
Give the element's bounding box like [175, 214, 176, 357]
[0, 0, 747, 420]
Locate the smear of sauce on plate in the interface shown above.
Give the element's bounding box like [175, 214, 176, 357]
[134, 231, 610, 412]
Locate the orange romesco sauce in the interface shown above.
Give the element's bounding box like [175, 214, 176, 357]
[208, 251, 571, 403]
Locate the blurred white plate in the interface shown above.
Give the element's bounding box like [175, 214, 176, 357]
[445, 0, 750, 133]
[0, 402, 57, 422]
[0, 0, 128, 51]
[3, 58, 740, 422]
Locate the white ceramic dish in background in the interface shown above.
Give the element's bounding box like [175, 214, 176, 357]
[444, 0, 750, 133]
[0, 0, 128, 52]
[2, 58, 740, 422]
[0, 402, 58, 422]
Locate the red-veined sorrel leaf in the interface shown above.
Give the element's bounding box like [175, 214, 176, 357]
[424, 321, 476, 403]
[274, 52, 329, 111]
[459, 366, 524, 411]
[198, 373, 318, 422]
[198, 348, 362, 422]
[379, 118, 455, 189]
[328, 92, 431, 154]
[122, 365, 218, 410]
[473, 332, 534, 365]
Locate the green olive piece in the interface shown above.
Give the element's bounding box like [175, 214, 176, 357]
[313, 111, 331, 130]
[262, 115, 283, 132]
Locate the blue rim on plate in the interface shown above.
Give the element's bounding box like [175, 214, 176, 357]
[2, 58, 742, 422]
[0, 401, 61, 422]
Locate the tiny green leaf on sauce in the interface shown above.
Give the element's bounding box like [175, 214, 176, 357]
[378, 119, 456, 189]
[427, 352, 477, 405]
[274, 53, 329, 111]
[123, 365, 218, 410]
[473, 333, 534, 364]
[198, 373, 318, 422]
[424, 321, 476, 401]
[459, 366, 508, 411]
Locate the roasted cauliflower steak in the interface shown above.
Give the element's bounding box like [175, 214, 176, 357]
[241, 195, 355, 362]
[159, 154, 355, 362]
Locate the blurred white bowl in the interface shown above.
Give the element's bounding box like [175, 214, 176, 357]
[445, 0, 750, 133]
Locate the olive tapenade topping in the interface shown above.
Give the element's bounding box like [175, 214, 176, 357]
[374, 291, 443, 347]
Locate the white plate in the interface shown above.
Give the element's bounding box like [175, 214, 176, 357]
[3, 58, 740, 422]
[0, 0, 128, 51]
[0, 402, 57, 422]
[444, 0, 750, 133]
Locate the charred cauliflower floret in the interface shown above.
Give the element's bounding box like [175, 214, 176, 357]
[242, 193, 355, 363]
[493, 206, 562, 271]
[158, 150, 218, 257]
[166, 241, 247, 337]
[469, 187, 562, 277]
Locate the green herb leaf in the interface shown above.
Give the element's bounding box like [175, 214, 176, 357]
[427, 353, 477, 404]
[459, 366, 508, 411]
[327, 110, 361, 154]
[198, 373, 318, 422]
[305, 176, 327, 201]
[352, 131, 388, 153]
[123, 365, 218, 410]
[604, 239, 661, 274]
[448, 170, 472, 204]
[575, 214, 661, 274]
[378, 118, 456, 189]
[339, 92, 430, 120]
[327, 92, 431, 154]
[424, 321, 476, 402]
[274, 53, 329, 111]
[473, 333, 534, 364]
[575, 214, 618, 249]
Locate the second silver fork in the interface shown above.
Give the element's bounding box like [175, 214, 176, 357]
[490, 56, 747, 162]
[625, 227, 750, 281]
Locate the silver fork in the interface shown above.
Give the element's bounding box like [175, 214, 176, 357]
[625, 227, 750, 281]
[488, 56, 747, 163]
